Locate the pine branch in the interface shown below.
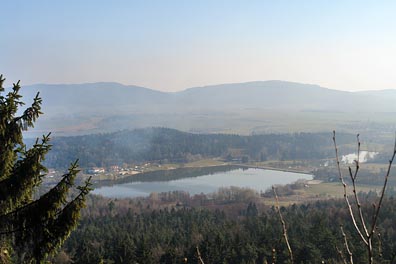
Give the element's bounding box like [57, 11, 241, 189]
[0, 75, 90, 263]
[0, 161, 80, 234]
[0, 135, 51, 212]
[34, 177, 92, 260]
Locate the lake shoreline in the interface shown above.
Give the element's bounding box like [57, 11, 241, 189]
[237, 164, 312, 175]
[92, 162, 313, 184]
[92, 165, 313, 198]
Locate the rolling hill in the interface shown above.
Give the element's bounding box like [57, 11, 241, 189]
[16, 80, 396, 136]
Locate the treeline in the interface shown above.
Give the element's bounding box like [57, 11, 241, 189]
[59, 194, 396, 263]
[40, 128, 355, 168]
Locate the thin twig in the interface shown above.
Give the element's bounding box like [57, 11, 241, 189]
[273, 186, 294, 264]
[196, 246, 205, 264]
[377, 227, 383, 258]
[348, 134, 369, 238]
[336, 245, 348, 264]
[369, 138, 396, 238]
[333, 131, 368, 245]
[334, 131, 396, 264]
[340, 225, 354, 264]
[271, 248, 276, 264]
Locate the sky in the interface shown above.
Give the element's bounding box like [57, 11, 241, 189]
[1, 0, 396, 92]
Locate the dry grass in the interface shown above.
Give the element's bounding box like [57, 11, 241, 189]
[261, 182, 380, 206]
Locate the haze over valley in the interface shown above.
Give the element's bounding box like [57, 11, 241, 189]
[21, 80, 396, 137]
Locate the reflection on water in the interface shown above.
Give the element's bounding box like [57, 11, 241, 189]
[92, 166, 312, 198]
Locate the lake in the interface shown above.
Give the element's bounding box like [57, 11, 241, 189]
[92, 165, 313, 198]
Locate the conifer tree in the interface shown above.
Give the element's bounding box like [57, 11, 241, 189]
[0, 75, 91, 263]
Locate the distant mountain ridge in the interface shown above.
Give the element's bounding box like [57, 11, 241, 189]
[20, 80, 393, 111]
[21, 82, 170, 107]
[176, 81, 352, 110]
[16, 80, 396, 136]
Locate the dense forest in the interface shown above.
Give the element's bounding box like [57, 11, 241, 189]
[58, 193, 396, 264]
[37, 128, 356, 168]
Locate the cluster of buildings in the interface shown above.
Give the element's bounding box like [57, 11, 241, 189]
[85, 163, 154, 176]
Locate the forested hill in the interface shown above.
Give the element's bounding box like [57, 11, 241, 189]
[41, 128, 355, 168]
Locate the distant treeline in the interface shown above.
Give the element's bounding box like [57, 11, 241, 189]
[40, 128, 355, 168]
[42, 128, 354, 168]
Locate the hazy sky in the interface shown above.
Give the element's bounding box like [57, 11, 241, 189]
[1, 0, 396, 92]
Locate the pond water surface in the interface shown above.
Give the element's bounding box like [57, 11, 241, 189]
[92, 166, 313, 198]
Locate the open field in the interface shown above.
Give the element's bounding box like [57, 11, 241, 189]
[261, 182, 381, 206]
[27, 108, 396, 138]
[304, 182, 378, 198]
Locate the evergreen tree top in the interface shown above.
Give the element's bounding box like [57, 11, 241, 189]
[0, 75, 91, 263]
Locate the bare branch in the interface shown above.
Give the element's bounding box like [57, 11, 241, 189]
[369, 141, 396, 238]
[336, 245, 348, 264]
[348, 134, 369, 237]
[271, 248, 276, 264]
[272, 186, 294, 264]
[377, 227, 383, 259]
[340, 225, 354, 264]
[334, 131, 396, 264]
[333, 131, 368, 245]
[196, 246, 205, 264]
